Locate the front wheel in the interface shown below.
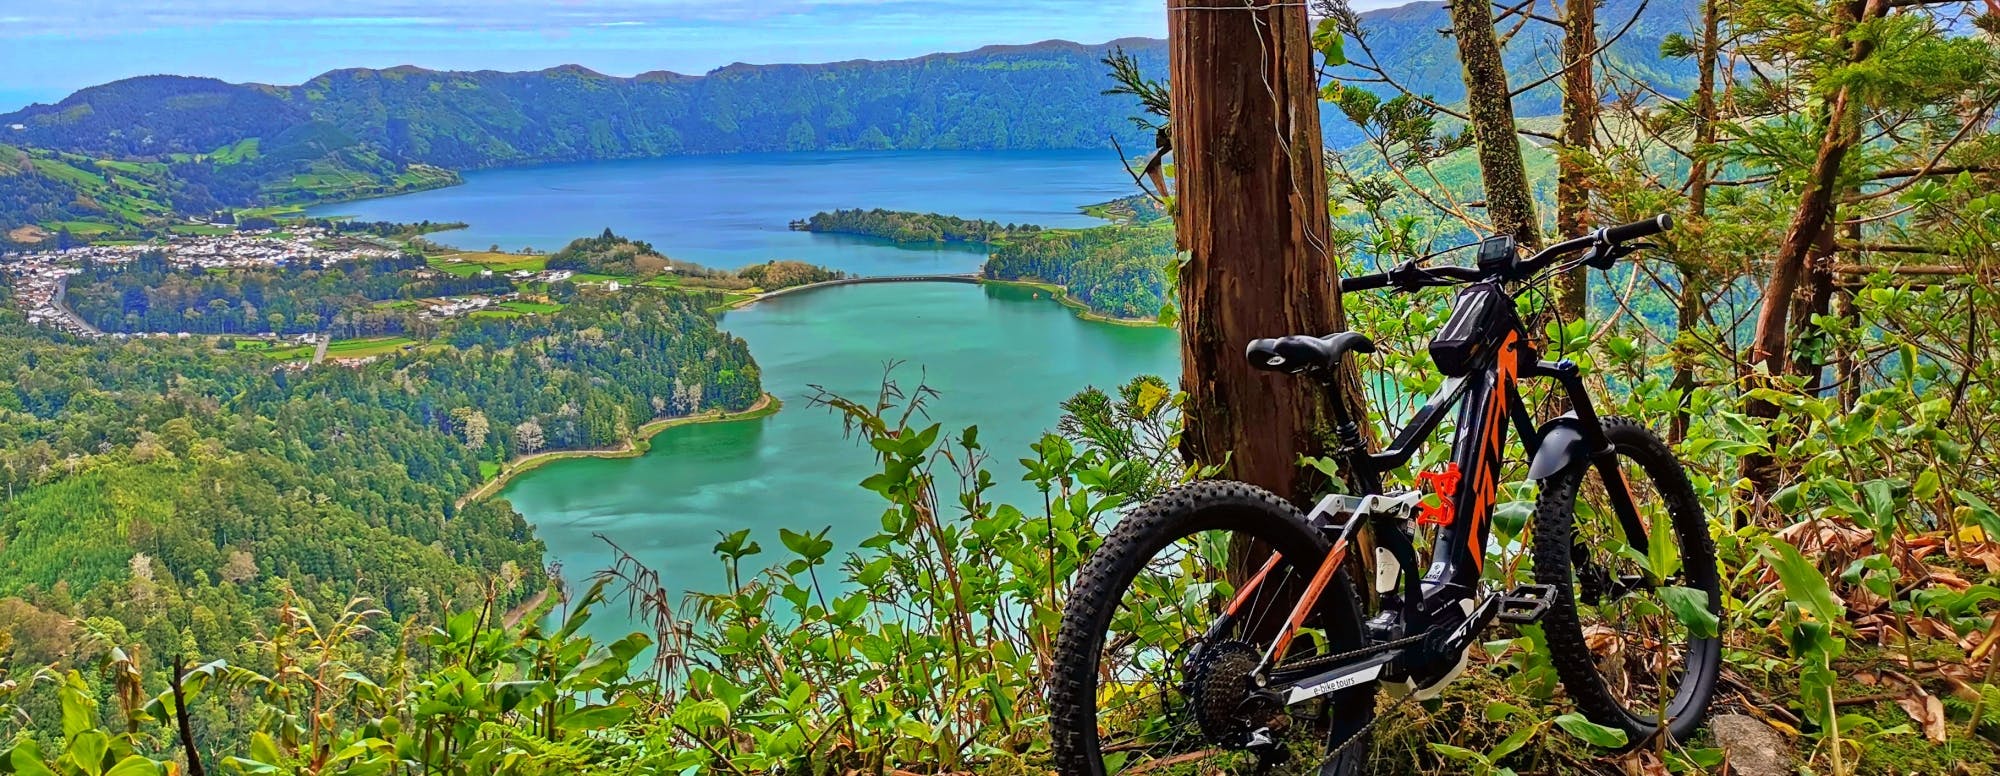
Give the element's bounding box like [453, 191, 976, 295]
[1049, 480, 1375, 776]
[1533, 417, 1722, 746]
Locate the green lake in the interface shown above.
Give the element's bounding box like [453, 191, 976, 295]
[321, 150, 1182, 631]
[499, 281, 1178, 619]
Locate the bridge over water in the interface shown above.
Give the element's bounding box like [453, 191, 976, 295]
[743, 273, 983, 304]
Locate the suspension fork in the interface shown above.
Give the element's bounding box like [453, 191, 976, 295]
[1538, 359, 1651, 555]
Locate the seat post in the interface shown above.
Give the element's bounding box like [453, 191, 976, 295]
[1321, 373, 1381, 495]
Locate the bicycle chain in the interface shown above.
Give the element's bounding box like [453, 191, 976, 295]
[1271, 631, 1427, 676]
[1311, 682, 1422, 771]
[1272, 631, 1434, 772]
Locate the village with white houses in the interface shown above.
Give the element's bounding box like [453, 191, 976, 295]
[1, 226, 404, 338]
[0, 226, 595, 351]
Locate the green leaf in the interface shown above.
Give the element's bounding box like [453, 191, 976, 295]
[671, 698, 731, 729]
[1312, 17, 1347, 66]
[220, 757, 282, 776]
[1913, 468, 1940, 500]
[103, 756, 162, 776]
[1487, 721, 1542, 760]
[1757, 538, 1846, 627]
[1427, 743, 1488, 763]
[1554, 712, 1629, 749]
[558, 704, 635, 732]
[249, 732, 283, 768]
[778, 527, 834, 563]
[70, 731, 109, 776]
[1955, 490, 2000, 538]
[1659, 586, 1720, 639]
[59, 671, 97, 741]
[8, 740, 57, 776]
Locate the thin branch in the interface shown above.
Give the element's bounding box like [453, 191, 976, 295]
[1850, 93, 2000, 203]
[1869, 164, 2000, 180]
[1509, 0, 1652, 99]
[1488, 0, 1560, 26]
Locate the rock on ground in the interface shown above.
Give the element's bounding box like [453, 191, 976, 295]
[1711, 714, 1793, 776]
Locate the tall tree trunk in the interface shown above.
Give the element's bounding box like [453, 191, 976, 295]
[1671, 0, 1724, 443]
[1553, 0, 1600, 322]
[1450, 0, 1543, 253]
[1740, 0, 1881, 501]
[1170, 0, 1352, 503]
[1790, 229, 1840, 394]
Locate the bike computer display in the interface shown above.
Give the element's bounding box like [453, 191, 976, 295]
[1476, 234, 1517, 276]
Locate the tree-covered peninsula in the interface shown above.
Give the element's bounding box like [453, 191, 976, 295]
[982, 222, 1176, 321]
[793, 208, 1044, 244]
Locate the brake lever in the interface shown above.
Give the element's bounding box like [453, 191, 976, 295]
[1384, 260, 1426, 292]
[1584, 240, 1655, 270]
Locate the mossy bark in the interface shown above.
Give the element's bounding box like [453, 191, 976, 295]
[1449, 0, 1542, 253]
[1168, 0, 1360, 503]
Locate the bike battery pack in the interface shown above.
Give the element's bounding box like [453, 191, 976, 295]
[1429, 283, 1512, 376]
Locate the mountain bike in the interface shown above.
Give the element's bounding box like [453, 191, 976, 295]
[1048, 215, 1722, 775]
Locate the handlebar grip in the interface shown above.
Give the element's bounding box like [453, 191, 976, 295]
[1340, 273, 1392, 293]
[1603, 213, 1673, 244]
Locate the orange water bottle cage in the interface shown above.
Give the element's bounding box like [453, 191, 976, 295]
[1416, 462, 1461, 527]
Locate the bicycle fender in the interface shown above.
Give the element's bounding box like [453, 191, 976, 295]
[1528, 415, 1590, 481]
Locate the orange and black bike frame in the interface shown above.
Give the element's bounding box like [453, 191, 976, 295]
[1221, 278, 1654, 673]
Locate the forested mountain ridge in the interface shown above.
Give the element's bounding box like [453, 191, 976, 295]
[2, 39, 1169, 167]
[1332, 0, 1697, 118]
[3, 0, 1698, 167]
[0, 0, 1701, 234]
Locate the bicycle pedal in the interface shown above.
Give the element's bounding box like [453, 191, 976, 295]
[1496, 584, 1558, 624]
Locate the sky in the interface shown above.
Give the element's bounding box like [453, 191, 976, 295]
[0, 0, 1411, 112]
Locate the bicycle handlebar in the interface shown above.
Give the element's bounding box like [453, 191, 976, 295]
[1340, 214, 1673, 294]
[1603, 213, 1673, 244]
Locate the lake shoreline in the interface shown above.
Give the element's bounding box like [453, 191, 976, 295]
[978, 278, 1166, 327]
[458, 393, 782, 507]
[715, 273, 1166, 328]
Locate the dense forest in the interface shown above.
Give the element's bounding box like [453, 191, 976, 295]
[66, 252, 512, 336]
[733, 259, 847, 290]
[0, 286, 760, 755]
[795, 208, 1044, 244]
[982, 223, 1176, 319]
[547, 229, 844, 291]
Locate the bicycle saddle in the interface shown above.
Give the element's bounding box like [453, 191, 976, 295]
[1245, 332, 1376, 375]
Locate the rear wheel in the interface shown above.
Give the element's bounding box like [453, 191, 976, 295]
[1050, 480, 1375, 775]
[1533, 417, 1721, 746]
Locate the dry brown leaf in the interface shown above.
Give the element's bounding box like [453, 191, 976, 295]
[1923, 565, 1972, 592]
[1776, 518, 1873, 556]
[1965, 544, 2000, 574]
[1584, 624, 1623, 656]
[1908, 617, 1958, 641]
[1617, 750, 1670, 776]
[1881, 669, 1950, 743]
[1894, 692, 1948, 743]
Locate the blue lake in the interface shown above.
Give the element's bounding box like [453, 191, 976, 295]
[309, 149, 1138, 275]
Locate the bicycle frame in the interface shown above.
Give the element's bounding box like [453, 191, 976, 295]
[1223, 279, 1654, 699]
